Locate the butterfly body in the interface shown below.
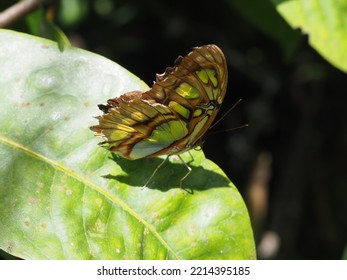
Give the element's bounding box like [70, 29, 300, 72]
[91, 44, 228, 163]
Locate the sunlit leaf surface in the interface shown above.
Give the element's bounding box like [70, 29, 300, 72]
[0, 30, 255, 259]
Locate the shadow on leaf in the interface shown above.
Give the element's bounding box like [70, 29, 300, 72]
[102, 153, 230, 192]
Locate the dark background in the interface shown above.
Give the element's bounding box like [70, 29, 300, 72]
[3, 0, 347, 259]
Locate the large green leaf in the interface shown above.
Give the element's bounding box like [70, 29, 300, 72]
[0, 30, 255, 260]
[272, 0, 347, 73]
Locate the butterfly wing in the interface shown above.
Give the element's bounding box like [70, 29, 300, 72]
[145, 44, 228, 149]
[90, 45, 228, 159]
[91, 91, 189, 159]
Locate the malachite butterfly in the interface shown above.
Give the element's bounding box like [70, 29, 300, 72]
[90, 44, 228, 186]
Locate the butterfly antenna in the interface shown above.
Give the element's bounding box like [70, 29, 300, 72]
[209, 98, 243, 131]
[207, 123, 249, 137]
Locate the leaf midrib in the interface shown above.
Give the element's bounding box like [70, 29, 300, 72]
[0, 134, 180, 259]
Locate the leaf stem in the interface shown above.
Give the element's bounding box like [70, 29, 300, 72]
[0, 0, 44, 28]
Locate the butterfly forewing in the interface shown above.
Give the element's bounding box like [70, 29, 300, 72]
[90, 44, 228, 160]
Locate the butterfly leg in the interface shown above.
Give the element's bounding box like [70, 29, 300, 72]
[186, 151, 195, 164]
[142, 155, 170, 189]
[178, 154, 192, 188]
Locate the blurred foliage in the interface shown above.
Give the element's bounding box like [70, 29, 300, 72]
[273, 0, 347, 72]
[1, 0, 347, 259]
[17, 1, 71, 50]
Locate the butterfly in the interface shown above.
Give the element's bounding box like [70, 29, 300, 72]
[90, 44, 228, 187]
